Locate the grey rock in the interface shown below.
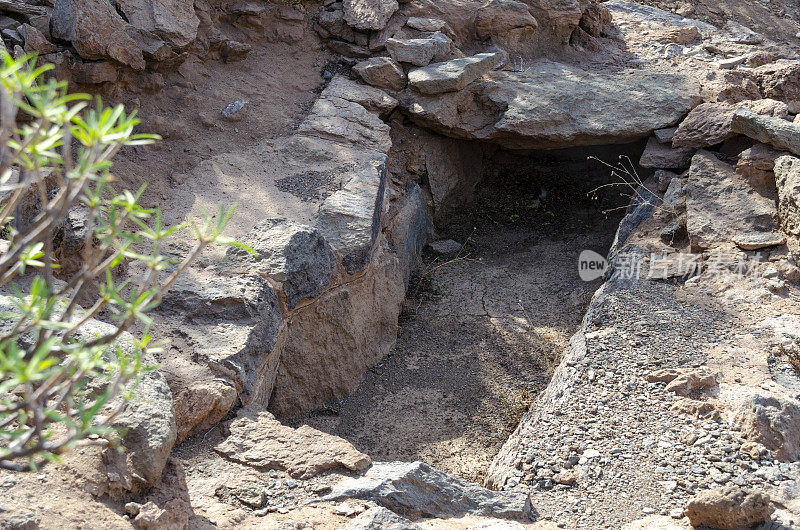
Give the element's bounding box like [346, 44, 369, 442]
[426, 239, 462, 258]
[732, 109, 800, 156]
[402, 60, 700, 149]
[0, 508, 39, 530]
[341, 507, 422, 529]
[604, 0, 716, 35]
[318, 3, 357, 42]
[672, 100, 789, 149]
[406, 17, 451, 34]
[318, 154, 387, 274]
[639, 136, 694, 169]
[227, 218, 336, 309]
[733, 231, 787, 250]
[385, 183, 432, 287]
[407, 52, 504, 95]
[775, 155, 800, 235]
[685, 151, 777, 250]
[323, 75, 398, 114]
[343, 0, 398, 30]
[323, 461, 532, 519]
[114, 0, 199, 49]
[654, 127, 678, 144]
[386, 32, 452, 66]
[724, 20, 763, 45]
[353, 56, 407, 91]
[221, 100, 248, 120]
[296, 94, 391, 153]
[368, 12, 406, 51]
[610, 188, 658, 253]
[734, 394, 800, 461]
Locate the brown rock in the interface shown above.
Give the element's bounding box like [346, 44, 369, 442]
[673, 99, 789, 149]
[569, 26, 601, 51]
[756, 62, 800, 113]
[74, 61, 119, 84]
[652, 25, 698, 44]
[552, 470, 576, 485]
[736, 142, 788, 187]
[476, 0, 538, 45]
[740, 441, 765, 460]
[173, 380, 237, 444]
[19, 23, 56, 54]
[353, 56, 407, 90]
[132, 500, 188, 530]
[685, 487, 774, 530]
[734, 393, 800, 461]
[774, 155, 800, 236]
[214, 412, 372, 478]
[220, 40, 251, 62]
[639, 136, 694, 169]
[670, 398, 719, 419]
[664, 368, 717, 396]
[578, 3, 611, 38]
[645, 368, 683, 384]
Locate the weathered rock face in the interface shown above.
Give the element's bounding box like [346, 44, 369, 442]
[672, 99, 789, 149]
[475, 0, 538, 45]
[774, 155, 800, 235]
[732, 109, 800, 156]
[297, 95, 391, 153]
[269, 239, 405, 415]
[214, 412, 371, 478]
[407, 52, 505, 95]
[386, 32, 452, 66]
[685, 486, 774, 530]
[737, 143, 788, 187]
[343, 0, 399, 30]
[52, 0, 146, 70]
[401, 61, 700, 149]
[734, 394, 800, 461]
[324, 75, 399, 114]
[323, 461, 533, 519]
[353, 57, 408, 91]
[114, 0, 199, 49]
[684, 151, 777, 250]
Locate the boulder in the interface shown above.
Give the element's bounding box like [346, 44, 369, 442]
[736, 143, 788, 187]
[475, 0, 538, 45]
[685, 151, 777, 250]
[52, 0, 145, 70]
[343, 0, 398, 30]
[732, 109, 800, 156]
[402, 60, 700, 149]
[323, 461, 533, 519]
[324, 75, 398, 114]
[173, 380, 237, 443]
[734, 394, 800, 461]
[685, 486, 774, 529]
[407, 52, 504, 94]
[386, 32, 452, 66]
[226, 218, 336, 309]
[639, 136, 694, 169]
[342, 507, 422, 530]
[114, 0, 198, 49]
[296, 94, 391, 153]
[578, 2, 611, 37]
[214, 412, 371, 478]
[672, 100, 789, 149]
[353, 56, 408, 91]
[774, 155, 800, 235]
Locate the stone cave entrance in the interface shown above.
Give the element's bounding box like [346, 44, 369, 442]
[294, 139, 648, 484]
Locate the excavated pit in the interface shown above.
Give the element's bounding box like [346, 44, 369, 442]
[293, 140, 650, 483]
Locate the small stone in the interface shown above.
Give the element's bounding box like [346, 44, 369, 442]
[733, 231, 786, 250]
[426, 239, 462, 258]
[221, 100, 248, 121]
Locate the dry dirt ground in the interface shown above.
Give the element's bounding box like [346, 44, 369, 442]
[295, 165, 626, 484]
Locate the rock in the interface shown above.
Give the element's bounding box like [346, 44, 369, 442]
[724, 20, 764, 44]
[736, 143, 788, 187]
[734, 394, 800, 461]
[318, 3, 357, 42]
[578, 2, 611, 37]
[327, 39, 371, 58]
[569, 26, 602, 51]
[343, 0, 398, 30]
[269, 240, 404, 415]
[0, 508, 39, 530]
[386, 32, 452, 66]
[664, 368, 716, 396]
[654, 127, 678, 144]
[220, 40, 251, 62]
[369, 12, 406, 51]
[426, 239, 462, 258]
[402, 60, 700, 149]
[221, 99, 247, 120]
[646, 368, 683, 383]
[353, 56, 407, 91]
[552, 470, 576, 485]
[341, 507, 422, 529]
[51, 0, 146, 70]
[406, 17, 451, 34]
[475, 0, 538, 45]
[114, 0, 199, 49]
[672, 100, 789, 149]
[653, 25, 698, 44]
[173, 380, 237, 443]
[670, 398, 718, 419]
[407, 52, 504, 95]
[74, 61, 119, 84]
[384, 183, 433, 286]
[322, 461, 532, 519]
[19, 23, 55, 53]
[324, 75, 398, 114]
[622, 515, 685, 530]
[757, 62, 800, 112]
[214, 412, 371, 478]
[639, 136, 694, 169]
[131, 500, 188, 530]
[226, 218, 336, 309]
[685, 151, 777, 250]
[685, 486, 774, 529]
[732, 109, 800, 156]
[733, 231, 787, 250]
[296, 94, 391, 153]
[318, 154, 386, 274]
[774, 155, 800, 235]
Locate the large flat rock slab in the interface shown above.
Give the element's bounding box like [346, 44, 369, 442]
[408, 52, 505, 94]
[400, 60, 701, 149]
